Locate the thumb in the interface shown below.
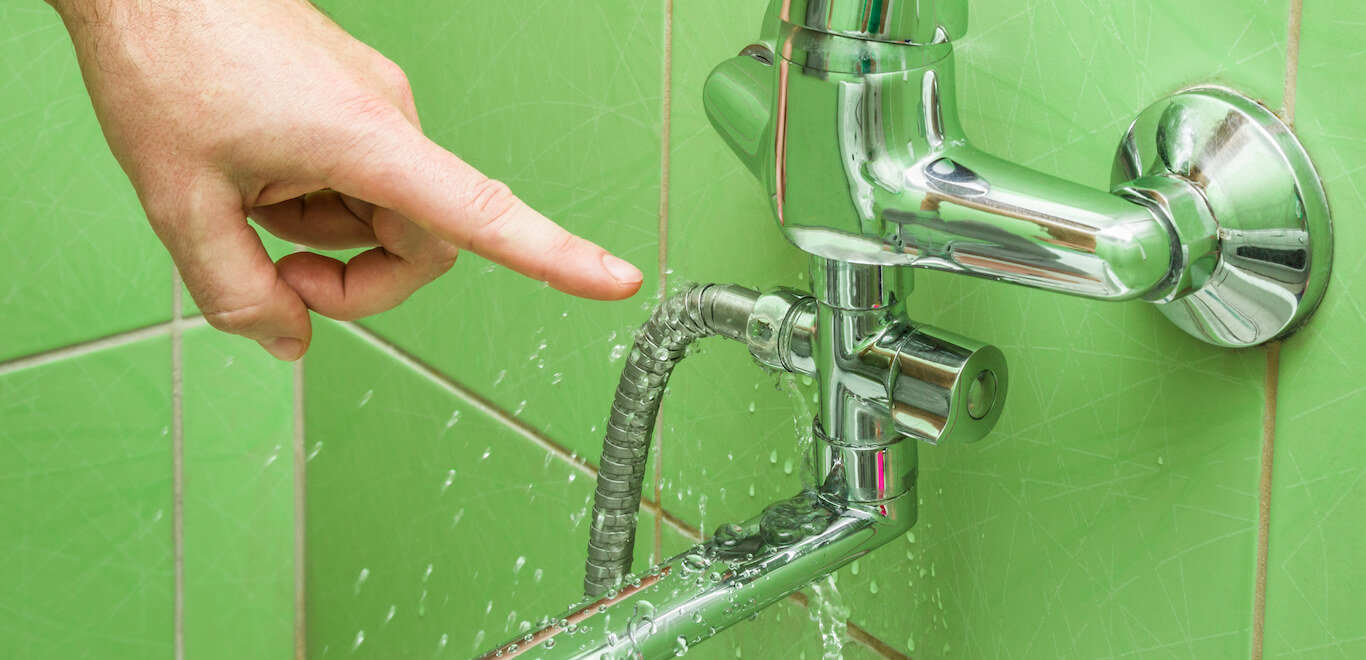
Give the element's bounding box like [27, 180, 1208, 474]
[329, 125, 644, 300]
[153, 185, 312, 360]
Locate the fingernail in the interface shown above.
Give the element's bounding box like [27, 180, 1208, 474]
[261, 337, 305, 361]
[602, 254, 643, 285]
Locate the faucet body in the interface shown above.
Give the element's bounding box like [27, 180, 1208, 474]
[483, 0, 1332, 656]
[711, 13, 1185, 302]
[708, 0, 1332, 346]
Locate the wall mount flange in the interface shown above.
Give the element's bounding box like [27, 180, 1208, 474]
[1113, 86, 1334, 348]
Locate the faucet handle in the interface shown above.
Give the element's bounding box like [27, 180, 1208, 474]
[877, 322, 1008, 445]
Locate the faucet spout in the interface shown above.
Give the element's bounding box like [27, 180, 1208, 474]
[478, 490, 915, 660]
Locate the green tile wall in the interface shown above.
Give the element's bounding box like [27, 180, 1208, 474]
[0, 337, 174, 659]
[0, 6, 171, 361]
[182, 326, 297, 659]
[1264, 1, 1366, 657]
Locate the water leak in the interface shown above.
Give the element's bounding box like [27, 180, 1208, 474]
[806, 574, 848, 660]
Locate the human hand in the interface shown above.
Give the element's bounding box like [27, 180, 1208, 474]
[48, 0, 644, 360]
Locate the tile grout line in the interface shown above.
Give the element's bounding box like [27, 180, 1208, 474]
[171, 270, 185, 660]
[1281, 0, 1304, 127]
[1252, 341, 1282, 660]
[339, 322, 598, 480]
[340, 321, 908, 659]
[0, 318, 206, 377]
[653, 0, 675, 568]
[293, 359, 307, 660]
[1254, 5, 1302, 654]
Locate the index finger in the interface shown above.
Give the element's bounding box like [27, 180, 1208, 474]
[328, 124, 643, 301]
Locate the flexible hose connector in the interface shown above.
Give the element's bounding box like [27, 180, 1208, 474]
[584, 284, 760, 596]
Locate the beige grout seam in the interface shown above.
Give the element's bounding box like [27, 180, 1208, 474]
[341, 322, 906, 659]
[1282, 0, 1304, 127]
[0, 318, 207, 377]
[171, 270, 186, 660]
[1253, 341, 1282, 660]
[653, 0, 675, 571]
[1254, 5, 1303, 655]
[293, 359, 307, 660]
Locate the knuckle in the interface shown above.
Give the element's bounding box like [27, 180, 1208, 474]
[375, 59, 415, 107]
[466, 177, 518, 222]
[424, 242, 460, 278]
[201, 297, 274, 335]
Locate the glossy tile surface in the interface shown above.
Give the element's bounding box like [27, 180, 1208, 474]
[304, 321, 655, 658]
[182, 326, 296, 659]
[0, 6, 171, 361]
[661, 0, 1281, 657]
[0, 337, 173, 659]
[315, 0, 665, 460]
[1264, 0, 1366, 656]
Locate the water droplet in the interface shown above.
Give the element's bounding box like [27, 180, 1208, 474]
[353, 630, 365, 650]
[748, 484, 756, 497]
[782, 458, 794, 475]
[869, 579, 880, 594]
[551, 372, 564, 385]
[533, 568, 544, 584]
[438, 633, 448, 650]
[544, 638, 556, 649]
[906, 633, 916, 652]
[850, 561, 860, 576]
[445, 410, 462, 428]
[264, 445, 281, 468]
[748, 402, 756, 413]
[358, 390, 373, 407]
[423, 564, 434, 581]
[769, 450, 778, 464]
[1158, 456, 1165, 465]
[905, 531, 916, 543]
[675, 635, 690, 656]
[514, 400, 528, 416]
[473, 630, 486, 648]
[354, 568, 369, 596]
[452, 509, 465, 528]
[481, 447, 492, 460]
[384, 605, 396, 624]
[610, 344, 628, 361]
[681, 553, 708, 574]
[513, 556, 526, 576]
[493, 369, 508, 387]
[307, 441, 323, 462]
[441, 470, 456, 493]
